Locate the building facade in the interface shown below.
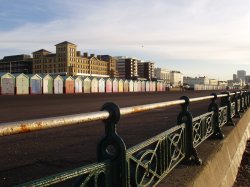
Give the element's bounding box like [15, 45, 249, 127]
[154, 68, 170, 84]
[0, 54, 33, 74]
[237, 70, 246, 81]
[138, 61, 155, 80]
[115, 56, 139, 79]
[170, 71, 183, 87]
[183, 76, 209, 87]
[33, 41, 116, 77]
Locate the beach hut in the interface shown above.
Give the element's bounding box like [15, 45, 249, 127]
[153, 81, 156, 92]
[53, 75, 64, 94]
[141, 81, 146, 92]
[149, 81, 154, 92]
[157, 82, 161, 92]
[137, 81, 141, 92]
[133, 81, 138, 92]
[118, 79, 124, 93]
[129, 80, 134, 92]
[83, 77, 91, 93]
[98, 78, 105, 93]
[63, 76, 74, 94]
[106, 78, 112, 93]
[74, 76, 83, 93]
[29, 74, 42, 94]
[14, 73, 29, 95]
[146, 81, 150, 92]
[112, 78, 118, 93]
[124, 80, 129, 93]
[41, 74, 53, 94]
[91, 77, 98, 93]
[0, 73, 15, 95]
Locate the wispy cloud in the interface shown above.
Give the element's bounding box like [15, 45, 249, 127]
[1, 0, 250, 79]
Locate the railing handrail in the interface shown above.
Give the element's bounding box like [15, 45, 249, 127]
[0, 92, 240, 137]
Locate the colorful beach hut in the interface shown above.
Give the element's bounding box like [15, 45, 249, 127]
[29, 74, 42, 94]
[0, 73, 15, 95]
[41, 74, 53, 94]
[129, 80, 134, 92]
[137, 81, 141, 92]
[14, 73, 29, 95]
[98, 78, 105, 93]
[141, 81, 146, 92]
[74, 76, 83, 93]
[53, 75, 64, 94]
[112, 78, 118, 93]
[106, 78, 112, 93]
[133, 81, 138, 92]
[124, 80, 129, 93]
[146, 81, 150, 92]
[91, 77, 98, 93]
[83, 77, 91, 93]
[63, 76, 74, 94]
[118, 79, 124, 93]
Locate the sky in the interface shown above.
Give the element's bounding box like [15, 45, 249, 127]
[1, 0, 250, 80]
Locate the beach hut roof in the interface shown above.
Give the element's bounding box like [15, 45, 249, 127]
[0, 72, 15, 78]
[83, 76, 91, 81]
[12, 73, 29, 79]
[73, 76, 83, 81]
[27, 74, 42, 79]
[61, 76, 74, 81]
[40, 74, 53, 79]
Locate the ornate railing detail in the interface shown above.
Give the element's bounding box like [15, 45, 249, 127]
[219, 106, 227, 127]
[19, 161, 111, 187]
[192, 112, 214, 148]
[126, 124, 185, 187]
[231, 102, 236, 118]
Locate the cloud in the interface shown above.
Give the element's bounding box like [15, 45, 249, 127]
[1, 0, 250, 79]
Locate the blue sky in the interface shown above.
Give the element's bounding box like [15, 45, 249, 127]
[1, 0, 250, 80]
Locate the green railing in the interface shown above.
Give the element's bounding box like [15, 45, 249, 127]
[0, 91, 249, 186]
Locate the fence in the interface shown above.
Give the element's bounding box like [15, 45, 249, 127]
[0, 90, 249, 186]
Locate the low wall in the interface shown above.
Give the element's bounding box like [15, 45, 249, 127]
[159, 109, 250, 187]
[190, 109, 250, 187]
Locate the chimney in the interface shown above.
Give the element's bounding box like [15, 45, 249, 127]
[77, 51, 81, 57]
[83, 52, 88, 58]
[90, 54, 95, 57]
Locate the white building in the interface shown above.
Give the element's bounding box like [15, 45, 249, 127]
[154, 68, 170, 84]
[170, 71, 183, 87]
[183, 76, 209, 87]
[209, 79, 218, 86]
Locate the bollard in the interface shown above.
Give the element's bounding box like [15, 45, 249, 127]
[208, 93, 224, 139]
[221, 91, 235, 126]
[177, 96, 202, 165]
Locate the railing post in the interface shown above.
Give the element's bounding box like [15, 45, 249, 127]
[177, 96, 202, 165]
[234, 91, 241, 118]
[208, 93, 224, 139]
[221, 91, 235, 126]
[97, 102, 127, 187]
[248, 91, 250, 107]
[239, 91, 244, 113]
[243, 91, 248, 109]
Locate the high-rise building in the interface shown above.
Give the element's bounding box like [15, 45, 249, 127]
[0, 54, 33, 74]
[237, 70, 246, 81]
[138, 61, 155, 80]
[233, 74, 237, 82]
[33, 41, 117, 77]
[115, 56, 139, 79]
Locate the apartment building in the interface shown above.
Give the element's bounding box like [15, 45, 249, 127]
[33, 41, 116, 77]
[115, 56, 139, 79]
[138, 61, 155, 80]
[154, 68, 170, 84]
[170, 71, 183, 87]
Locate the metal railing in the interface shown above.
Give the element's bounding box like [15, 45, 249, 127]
[1, 90, 249, 186]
